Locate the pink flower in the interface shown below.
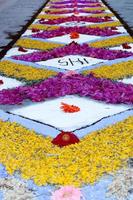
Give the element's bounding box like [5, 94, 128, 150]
[62, 70, 78, 78]
[51, 186, 82, 200]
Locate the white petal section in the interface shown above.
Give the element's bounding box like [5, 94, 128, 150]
[22, 30, 44, 37]
[60, 21, 95, 27]
[116, 26, 127, 33]
[32, 19, 40, 24]
[37, 55, 106, 70]
[9, 95, 130, 132]
[110, 43, 133, 52]
[112, 16, 118, 21]
[118, 76, 133, 85]
[22, 30, 33, 36]
[105, 10, 112, 13]
[0, 76, 24, 91]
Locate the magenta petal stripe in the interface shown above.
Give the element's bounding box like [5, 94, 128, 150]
[50, 4, 102, 8]
[39, 16, 112, 25]
[12, 42, 133, 62]
[0, 73, 133, 105]
[31, 27, 119, 39]
[45, 9, 104, 14]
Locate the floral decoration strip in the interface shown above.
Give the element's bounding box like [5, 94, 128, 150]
[37, 13, 114, 20]
[50, 0, 99, 4]
[50, 3, 102, 9]
[82, 60, 133, 80]
[0, 73, 133, 105]
[0, 116, 132, 186]
[84, 6, 107, 11]
[44, 9, 104, 15]
[37, 14, 68, 20]
[29, 24, 59, 31]
[38, 15, 113, 25]
[90, 35, 133, 48]
[12, 42, 133, 62]
[0, 60, 57, 82]
[0, 60, 133, 82]
[29, 21, 121, 31]
[88, 21, 121, 29]
[15, 38, 64, 51]
[44, 6, 106, 13]
[32, 27, 119, 40]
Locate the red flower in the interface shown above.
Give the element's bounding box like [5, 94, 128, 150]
[18, 47, 28, 52]
[0, 80, 4, 85]
[52, 131, 80, 147]
[122, 43, 132, 49]
[60, 102, 80, 113]
[70, 32, 80, 39]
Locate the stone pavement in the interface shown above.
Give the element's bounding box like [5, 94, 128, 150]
[105, 0, 133, 32]
[0, 0, 47, 51]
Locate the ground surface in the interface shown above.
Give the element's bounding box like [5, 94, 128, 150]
[105, 0, 133, 31]
[0, 0, 46, 50]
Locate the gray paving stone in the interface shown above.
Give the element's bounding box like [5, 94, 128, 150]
[105, 0, 133, 31]
[0, 0, 47, 49]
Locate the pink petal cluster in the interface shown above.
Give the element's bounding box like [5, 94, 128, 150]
[13, 42, 133, 62]
[51, 186, 82, 200]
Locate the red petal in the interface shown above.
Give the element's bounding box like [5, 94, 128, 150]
[70, 32, 79, 39]
[122, 43, 132, 49]
[18, 47, 27, 52]
[32, 28, 40, 33]
[60, 102, 80, 113]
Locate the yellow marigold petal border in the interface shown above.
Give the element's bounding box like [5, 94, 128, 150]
[37, 14, 67, 20]
[84, 6, 107, 11]
[29, 21, 121, 31]
[0, 116, 132, 186]
[88, 21, 121, 29]
[43, 6, 107, 13]
[28, 24, 59, 31]
[0, 60, 57, 82]
[15, 38, 64, 51]
[82, 60, 133, 80]
[90, 35, 133, 48]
